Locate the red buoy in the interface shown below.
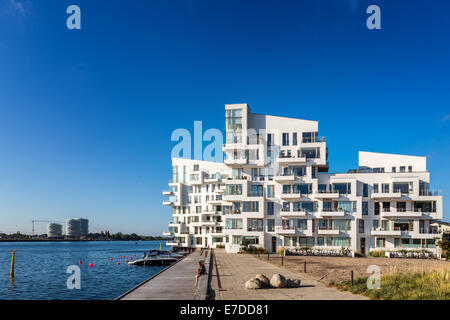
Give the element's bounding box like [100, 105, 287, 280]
[117, 262, 120, 265]
[110, 258, 113, 261]
[89, 263, 93, 268]
[133, 254, 136, 257]
[79, 261, 82, 264]
[130, 257, 133, 260]
[126, 259, 129, 263]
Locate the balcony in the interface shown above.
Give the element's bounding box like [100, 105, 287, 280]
[276, 155, 306, 164]
[381, 210, 423, 218]
[370, 228, 402, 236]
[317, 229, 341, 235]
[162, 191, 174, 196]
[280, 192, 311, 200]
[274, 175, 296, 183]
[418, 190, 442, 197]
[280, 210, 307, 217]
[319, 210, 346, 217]
[224, 157, 248, 166]
[275, 226, 296, 235]
[163, 200, 175, 206]
[371, 191, 402, 200]
[314, 191, 340, 199]
[162, 231, 173, 236]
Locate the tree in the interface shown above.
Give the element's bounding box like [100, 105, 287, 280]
[436, 238, 449, 259]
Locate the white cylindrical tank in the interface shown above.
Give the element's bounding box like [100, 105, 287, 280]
[47, 223, 63, 238]
[66, 219, 81, 239]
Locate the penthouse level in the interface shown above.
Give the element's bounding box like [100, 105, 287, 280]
[163, 103, 443, 255]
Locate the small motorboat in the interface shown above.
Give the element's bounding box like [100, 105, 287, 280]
[128, 249, 183, 266]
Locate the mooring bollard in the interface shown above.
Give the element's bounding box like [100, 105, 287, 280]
[10, 250, 15, 279]
[267, 253, 269, 261]
[281, 256, 284, 266]
[351, 270, 354, 286]
[304, 260, 306, 273]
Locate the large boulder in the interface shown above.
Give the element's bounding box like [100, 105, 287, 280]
[245, 278, 262, 290]
[255, 274, 270, 287]
[286, 278, 301, 288]
[270, 274, 286, 288]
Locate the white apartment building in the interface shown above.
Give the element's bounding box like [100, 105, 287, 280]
[163, 103, 443, 254]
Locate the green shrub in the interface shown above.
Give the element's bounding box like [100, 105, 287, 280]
[437, 238, 449, 259]
[215, 244, 225, 249]
[276, 247, 286, 255]
[353, 250, 363, 257]
[332, 269, 450, 300]
[369, 250, 386, 258]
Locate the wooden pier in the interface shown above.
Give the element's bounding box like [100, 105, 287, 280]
[117, 249, 211, 300]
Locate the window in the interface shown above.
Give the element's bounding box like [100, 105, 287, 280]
[293, 201, 316, 212]
[376, 238, 385, 248]
[400, 166, 405, 173]
[267, 185, 274, 198]
[267, 201, 274, 215]
[408, 166, 412, 172]
[172, 166, 178, 183]
[193, 164, 199, 171]
[317, 237, 324, 246]
[247, 219, 264, 232]
[333, 183, 351, 195]
[267, 219, 274, 232]
[373, 219, 379, 229]
[392, 167, 396, 173]
[359, 220, 365, 233]
[267, 133, 273, 146]
[362, 201, 368, 215]
[292, 133, 297, 146]
[382, 183, 390, 193]
[225, 219, 243, 229]
[302, 132, 317, 143]
[374, 202, 380, 215]
[225, 184, 242, 195]
[373, 184, 379, 193]
[363, 184, 368, 197]
[297, 219, 307, 230]
[242, 201, 259, 212]
[282, 133, 289, 146]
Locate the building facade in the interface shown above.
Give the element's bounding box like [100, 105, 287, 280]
[163, 103, 443, 254]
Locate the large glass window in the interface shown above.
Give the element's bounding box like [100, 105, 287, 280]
[362, 201, 368, 215]
[282, 133, 289, 146]
[267, 201, 274, 215]
[225, 184, 242, 195]
[333, 183, 351, 195]
[267, 185, 274, 198]
[267, 219, 274, 232]
[242, 201, 259, 212]
[292, 132, 297, 146]
[226, 218, 243, 229]
[293, 201, 316, 212]
[247, 219, 264, 232]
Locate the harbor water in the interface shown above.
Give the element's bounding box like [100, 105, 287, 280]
[0, 240, 169, 300]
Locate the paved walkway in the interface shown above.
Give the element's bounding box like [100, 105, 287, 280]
[211, 249, 367, 300]
[119, 250, 210, 300]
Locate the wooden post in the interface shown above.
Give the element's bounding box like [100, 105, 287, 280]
[351, 270, 354, 286]
[304, 260, 306, 273]
[267, 253, 269, 261]
[281, 256, 284, 266]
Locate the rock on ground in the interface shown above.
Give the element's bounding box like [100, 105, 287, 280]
[245, 278, 262, 289]
[255, 274, 270, 287]
[270, 274, 286, 288]
[286, 278, 301, 288]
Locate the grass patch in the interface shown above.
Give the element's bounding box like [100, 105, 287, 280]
[332, 269, 450, 300]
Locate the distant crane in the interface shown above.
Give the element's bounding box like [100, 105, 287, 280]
[31, 220, 52, 236]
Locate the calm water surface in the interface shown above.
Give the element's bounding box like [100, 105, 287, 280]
[0, 241, 169, 300]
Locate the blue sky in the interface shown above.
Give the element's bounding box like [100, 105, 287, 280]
[0, 0, 449, 235]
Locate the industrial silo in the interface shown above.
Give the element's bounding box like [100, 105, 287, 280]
[66, 219, 81, 239]
[47, 223, 63, 238]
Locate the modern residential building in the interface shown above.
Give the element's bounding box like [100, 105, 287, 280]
[163, 103, 443, 254]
